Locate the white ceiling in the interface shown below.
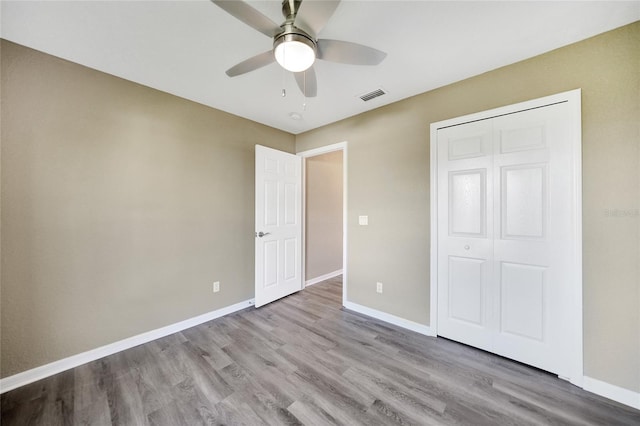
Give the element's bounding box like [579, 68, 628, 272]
[2, 1, 639, 134]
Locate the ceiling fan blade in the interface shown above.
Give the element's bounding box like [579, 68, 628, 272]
[317, 39, 387, 65]
[294, 67, 317, 97]
[294, 0, 341, 37]
[211, 0, 281, 38]
[226, 50, 275, 77]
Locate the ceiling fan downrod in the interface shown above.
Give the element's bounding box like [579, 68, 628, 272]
[282, 0, 302, 22]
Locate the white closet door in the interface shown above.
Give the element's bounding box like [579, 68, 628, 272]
[437, 101, 576, 378]
[491, 102, 574, 377]
[437, 120, 495, 353]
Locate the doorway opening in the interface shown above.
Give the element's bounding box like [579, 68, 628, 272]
[298, 142, 348, 305]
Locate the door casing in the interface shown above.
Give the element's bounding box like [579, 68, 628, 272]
[429, 89, 583, 387]
[298, 142, 348, 306]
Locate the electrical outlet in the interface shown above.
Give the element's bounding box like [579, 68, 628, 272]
[213, 281, 220, 293]
[376, 282, 383, 293]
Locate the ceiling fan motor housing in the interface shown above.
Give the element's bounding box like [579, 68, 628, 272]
[273, 24, 317, 53]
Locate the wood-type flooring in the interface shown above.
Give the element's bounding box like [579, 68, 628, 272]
[2, 276, 639, 425]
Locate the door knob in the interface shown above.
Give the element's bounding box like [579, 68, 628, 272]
[256, 231, 271, 238]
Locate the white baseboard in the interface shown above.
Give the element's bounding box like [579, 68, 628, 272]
[343, 301, 435, 337]
[305, 269, 343, 287]
[583, 376, 640, 410]
[0, 298, 255, 394]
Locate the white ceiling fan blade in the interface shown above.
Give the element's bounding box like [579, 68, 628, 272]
[226, 51, 275, 77]
[294, 66, 317, 97]
[211, 0, 281, 38]
[295, 0, 341, 37]
[317, 39, 387, 65]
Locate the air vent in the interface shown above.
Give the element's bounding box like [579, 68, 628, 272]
[359, 88, 386, 102]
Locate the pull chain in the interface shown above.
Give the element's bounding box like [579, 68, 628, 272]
[281, 49, 286, 97]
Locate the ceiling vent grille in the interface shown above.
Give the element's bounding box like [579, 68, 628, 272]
[359, 88, 386, 102]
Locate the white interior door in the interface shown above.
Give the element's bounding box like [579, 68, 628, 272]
[437, 100, 578, 379]
[255, 145, 302, 308]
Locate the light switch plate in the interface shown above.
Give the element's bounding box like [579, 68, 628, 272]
[359, 215, 368, 226]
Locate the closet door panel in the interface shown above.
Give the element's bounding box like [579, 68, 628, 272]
[437, 120, 495, 352]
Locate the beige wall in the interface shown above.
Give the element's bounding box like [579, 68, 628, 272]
[296, 22, 640, 392]
[305, 151, 343, 281]
[0, 40, 295, 377]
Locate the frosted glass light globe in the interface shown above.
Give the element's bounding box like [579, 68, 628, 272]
[274, 37, 316, 72]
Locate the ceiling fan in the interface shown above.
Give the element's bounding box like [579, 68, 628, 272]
[211, 0, 387, 97]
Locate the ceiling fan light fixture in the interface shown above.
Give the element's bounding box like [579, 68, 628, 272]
[273, 32, 316, 73]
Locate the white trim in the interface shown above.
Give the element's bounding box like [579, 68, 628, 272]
[342, 146, 348, 306]
[430, 90, 580, 129]
[297, 142, 345, 158]
[305, 269, 343, 287]
[583, 376, 640, 410]
[429, 89, 583, 385]
[344, 301, 435, 337]
[0, 298, 255, 394]
[568, 92, 584, 388]
[298, 141, 348, 306]
[429, 120, 439, 332]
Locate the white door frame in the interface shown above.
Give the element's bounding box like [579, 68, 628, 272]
[298, 142, 348, 306]
[429, 89, 583, 387]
